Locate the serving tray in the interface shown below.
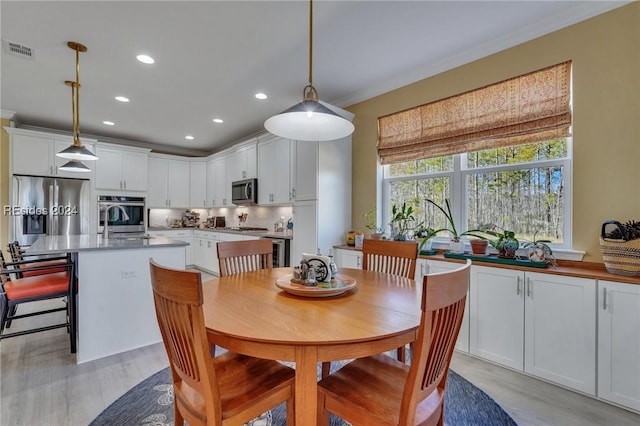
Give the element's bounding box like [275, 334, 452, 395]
[443, 252, 548, 268]
[275, 274, 357, 298]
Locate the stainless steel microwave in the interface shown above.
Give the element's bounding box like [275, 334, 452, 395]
[231, 178, 258, 205]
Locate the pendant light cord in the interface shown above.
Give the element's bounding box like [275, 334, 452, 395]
[308, 0, 313, 87]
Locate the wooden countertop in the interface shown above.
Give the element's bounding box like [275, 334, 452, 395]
[333, 245, 640, 285]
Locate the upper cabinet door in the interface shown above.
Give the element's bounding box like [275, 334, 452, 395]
[9, 129, 96, 178]
[94, 147, 125, 189]
[190, 161, 207, 208]
[11, 133, 54, 176]
[147, 156, 168, 207]
[258, 136, 291, 205]
[122, 151, 148, 191]
[291, 140, 318, 201]
[167, 159, 190, 208]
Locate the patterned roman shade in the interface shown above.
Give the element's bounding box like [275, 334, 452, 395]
[377, 61, 572, 164]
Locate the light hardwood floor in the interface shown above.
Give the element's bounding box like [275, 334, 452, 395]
[2, 274, 639, 425]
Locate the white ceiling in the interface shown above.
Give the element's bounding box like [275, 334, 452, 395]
[1, 1, 630, 156]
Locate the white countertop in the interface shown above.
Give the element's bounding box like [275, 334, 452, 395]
[27, 234, 188, 255]
[148, 226, 293, 240]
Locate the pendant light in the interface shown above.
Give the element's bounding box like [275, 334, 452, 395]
[264, 0, 354, 141]
[57, 41, 98, 171]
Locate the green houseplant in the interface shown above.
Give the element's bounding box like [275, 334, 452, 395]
[422, 198, 467, 253]
[390, 202, 418, 241]
[469, 224, 520, 258]
[362, 208, 385, 239]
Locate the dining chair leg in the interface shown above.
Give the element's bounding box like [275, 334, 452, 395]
[174, 404, 184, 426]
[397, 345, 406, 363]
[286, 393, 295, 426]
[321, 361, 330, 378]
[317, 390, 330, 426]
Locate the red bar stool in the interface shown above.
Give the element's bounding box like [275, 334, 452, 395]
[0, 250, 77, 353]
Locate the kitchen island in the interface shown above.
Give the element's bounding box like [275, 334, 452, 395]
[28, 235, 188, 363]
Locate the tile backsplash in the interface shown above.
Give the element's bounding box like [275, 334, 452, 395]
[149, 206, 293, 230]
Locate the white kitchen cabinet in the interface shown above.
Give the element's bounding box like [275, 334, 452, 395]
[470, 266, 525, 369]
[334, 248, 362, 269]
[291, 200, 318, 265]
[227, 140, 257, 181]
[470, 265, 596, 394]
[94, 143, 149, 192]
[524, 272, 596, 394]
[8, 127, 97, 178]
[193, 230, 220, 274]
[212, 155, 230, 207]
[258, 135, 291, 205]
[189, 161, 208, 208]
[290, 140, 319, 201]
[597, 280, 640, 411]
[206, 158, 217, 207]
[147, 155, 190, 208]
[147, 229, 193, 266]
[290, 137, 351, 264]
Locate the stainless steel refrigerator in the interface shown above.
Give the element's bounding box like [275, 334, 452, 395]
[11, 175, 91, 247]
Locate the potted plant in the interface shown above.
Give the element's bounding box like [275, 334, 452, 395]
[415, 224, 436, 253]
[390, 202, 417, 241]
[423, 198, 467, 253]
[470, 224, 519, 258]
[363, 209, 385, 239]
[522, 231, 556, 265]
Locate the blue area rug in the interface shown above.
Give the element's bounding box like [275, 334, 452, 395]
[90, 360, 517, 426]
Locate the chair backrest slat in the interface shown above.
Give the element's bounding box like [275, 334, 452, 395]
[362, 239, 418, 279]
[217, 239, 273, 276]
[400, 260, 471, 423]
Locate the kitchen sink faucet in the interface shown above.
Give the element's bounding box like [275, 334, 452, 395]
[102, 205, 130, 240]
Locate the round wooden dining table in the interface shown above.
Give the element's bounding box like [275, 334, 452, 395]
[202, 267, 421, 425]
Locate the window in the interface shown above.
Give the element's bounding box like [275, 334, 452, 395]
[378, 61, 572, 249]
[383, 138, 571, 247]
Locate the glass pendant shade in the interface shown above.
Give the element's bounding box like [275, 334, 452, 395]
[264, 99, 354, 141]
[56, 143, 98, 161]
[58, 159, 91, 173]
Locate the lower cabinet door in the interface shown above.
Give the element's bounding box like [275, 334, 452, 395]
[598, 280, 640, 411]
[469, 266, 524, 370]
[524, 272, 596, 395]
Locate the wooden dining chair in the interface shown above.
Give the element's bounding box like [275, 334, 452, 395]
[322, 239, 419, 376]
[362, 238, 418, 279]
[216, 239, 273, 276]
[317, 259, 471, 426]
[0, 250, 77, 353]
[149, 259, 295, 426]
[362, 238, 419, 363]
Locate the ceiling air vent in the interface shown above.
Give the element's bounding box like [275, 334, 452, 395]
[3, 39, 35, 60]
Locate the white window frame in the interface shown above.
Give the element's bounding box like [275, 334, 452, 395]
[381, 138, 574, 253]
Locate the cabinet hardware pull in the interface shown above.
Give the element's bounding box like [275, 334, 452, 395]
[123, 181, 127, 190]
[357, 256, 361, 268]
[516, 276, 521, 295]
[526, 277, 532, 297]
[603, 287, 608, 310]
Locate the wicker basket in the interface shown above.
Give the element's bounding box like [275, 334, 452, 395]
[600, 220, 640, 277]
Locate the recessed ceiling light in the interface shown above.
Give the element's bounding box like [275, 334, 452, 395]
[212, 118, 224, 124]
[115, 96, 130, 103]
[255, 93, 267, 100]
[185, 135, 194, 140]
[103, 121, 115, 126]
[136, 54, 155, 64]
